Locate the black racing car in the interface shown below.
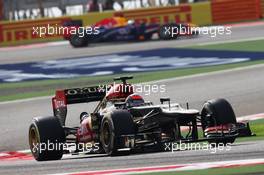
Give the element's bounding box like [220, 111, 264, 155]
[28, 76, 252, 161]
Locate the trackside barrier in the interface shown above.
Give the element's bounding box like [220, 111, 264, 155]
[211, 0, 262, 24]
[0, 17, 71, 47]
[1, 0, 263, 47]
[0, 2, 212, 47]
[0, 1, 3, 20]
[114, 2, 212, 26]
[261, 0, 264, 18]
[0, 11, 113, 47]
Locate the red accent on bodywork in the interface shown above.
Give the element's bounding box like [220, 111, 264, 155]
[52, 90, 67, 110]
[77, 117, 95, 143]
[94, 18, 118, 28]
[131, 95, 143, 100]
[0, 152, 33, 161]
[205, 123, 234, 133]
[94, 17, 127, 29]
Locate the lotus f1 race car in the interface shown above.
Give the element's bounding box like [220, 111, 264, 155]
[28, 76, 252, 161]
[63, 17, 197, 47]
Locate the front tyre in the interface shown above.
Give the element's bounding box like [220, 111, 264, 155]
[28, 116, 65, 161]
[201, 98, 237, 128]
[69, 33, 88, 48]
[100, 110, 135, 156]
[201, 98, 237, 145]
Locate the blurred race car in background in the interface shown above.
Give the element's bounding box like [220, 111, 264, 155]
[62, 17, 198, 47]
[28, 76, 253, 161]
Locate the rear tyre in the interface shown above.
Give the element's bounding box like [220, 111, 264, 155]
[201, 98, 237, 145]
[29, 116, 65, 161]
[142, 33, 153, 41]
[100, 110, 135, 156]
[69, 33, 88, 47]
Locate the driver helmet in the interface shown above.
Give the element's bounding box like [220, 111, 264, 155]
[127, 19, 135, 25]
[125, 94, 145, 108]
[80, 112, 89, 123]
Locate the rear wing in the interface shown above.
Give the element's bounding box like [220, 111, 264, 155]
[52, 86, 106, 125]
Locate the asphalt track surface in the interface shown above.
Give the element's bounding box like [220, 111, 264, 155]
[0, 22, 264, 64]
[0, 140, 264, 175]
[0, 22, 264, 175]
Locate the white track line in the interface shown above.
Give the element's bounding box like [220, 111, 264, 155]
[196, 36, 264, 46]
[238, 113, 264, 122]
[1, 63, 263, 105]
[50, 158, 264, 175]
[0, 96, 52, 105]
[144, 63, 264, 85]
